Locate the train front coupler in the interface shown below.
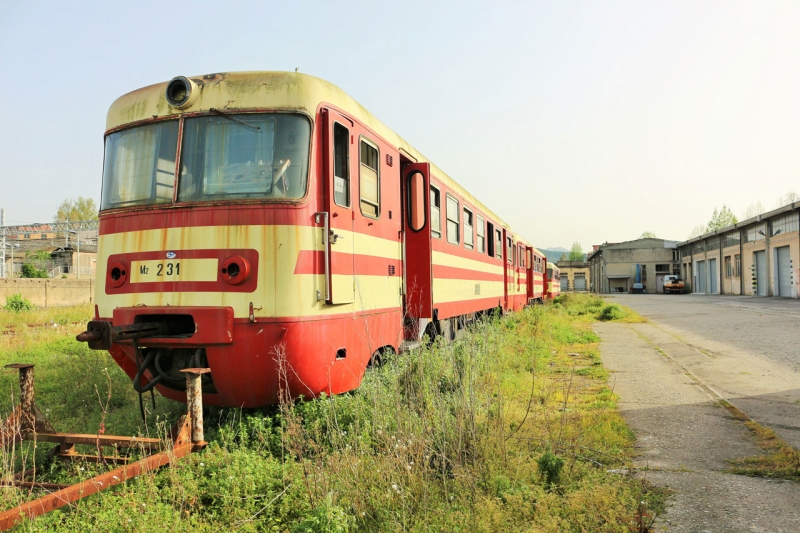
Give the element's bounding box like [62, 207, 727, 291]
[76, 320, 174, 350]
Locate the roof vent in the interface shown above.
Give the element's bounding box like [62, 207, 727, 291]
[165, 76, 199, 109]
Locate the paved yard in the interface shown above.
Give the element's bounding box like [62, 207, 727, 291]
[597, 294, 800, 532]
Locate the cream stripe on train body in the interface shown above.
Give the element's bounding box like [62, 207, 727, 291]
[96, 225, 402, 319]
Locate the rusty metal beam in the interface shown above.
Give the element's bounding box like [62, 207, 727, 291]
[32, 433, 162, 448]
[54, 454, 130, 465]
[0, 481, 70, 490]
[0, 416, 192, 531]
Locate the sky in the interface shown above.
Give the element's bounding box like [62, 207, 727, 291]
[1, 1, 799, 250]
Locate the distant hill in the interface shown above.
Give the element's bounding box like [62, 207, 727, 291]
[538, 248, 586, 263]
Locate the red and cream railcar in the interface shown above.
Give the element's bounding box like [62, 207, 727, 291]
[527, 247, 547, 304]
[545, 262, 561, 300]
[83, 71, 543, 407]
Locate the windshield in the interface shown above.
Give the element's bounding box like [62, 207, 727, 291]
[101, 121, 179, 210]
[178, 113, 310, 202]
[100, 113, 310, 210]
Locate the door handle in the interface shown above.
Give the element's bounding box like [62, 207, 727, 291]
[315, 212, 330, 302]
[329, 230, 345, 244]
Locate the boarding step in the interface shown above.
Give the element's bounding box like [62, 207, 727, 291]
[400, 340, 422, 353]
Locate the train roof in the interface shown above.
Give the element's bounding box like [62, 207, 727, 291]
[106, 71, 514, 232]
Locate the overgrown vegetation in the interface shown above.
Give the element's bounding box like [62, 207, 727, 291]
[722, 401, 800, 482]
[0, 297, 663, 531]
[21, 250, 52, 278]
[551, 293, 645, 324]
[3, 293, 35, 312]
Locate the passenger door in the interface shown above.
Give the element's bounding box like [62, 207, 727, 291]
[323, 108, 355, 304]
[402, 163, 433, 319]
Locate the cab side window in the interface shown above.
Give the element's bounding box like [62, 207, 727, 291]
[333, 123, 350, 207]
[359, 139, 379, 218]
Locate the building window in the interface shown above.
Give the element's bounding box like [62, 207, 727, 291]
[446, 194, 459, 245]
[359, 139, 380, 219]
[745, 224, 766, 242]
[333, 123, 350, 207]
[724, 256, 732, 278]
[722, 232, 740, 249]
[734, 254, 741, 277]
[771, 212, 799, 236]
[476, 215, 485, 253]
[656, 264, 670, 273]
[463, 208, 474, 249]
[430, 186, 441, 238]
[641, 265, 647, 282]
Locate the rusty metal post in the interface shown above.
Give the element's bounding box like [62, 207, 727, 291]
[6, 364, 35, 432]
[181, 368, 210, 446]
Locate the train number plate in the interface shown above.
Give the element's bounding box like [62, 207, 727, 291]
[129, 259, 219, 283]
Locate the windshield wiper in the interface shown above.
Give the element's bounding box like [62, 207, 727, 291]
[209, 108, 260, 131]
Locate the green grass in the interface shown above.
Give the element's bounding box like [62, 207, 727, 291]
[0, 301, 664, 532]
[551, 293, 645, 323]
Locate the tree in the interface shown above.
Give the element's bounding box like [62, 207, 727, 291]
[22, 250, 51, 278]
[775, 191, 799, 208]
[706, 205, 738, 232]
[559, 253, 568, 261]
[568, 242, 584, 261]
[21, 264, 48, 278]
[741, 201, 765, 220]
[639, 231, 656, 239]
[54, 197, 98, 222]
[687, 225, 706, 239]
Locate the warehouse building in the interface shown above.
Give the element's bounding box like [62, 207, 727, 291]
[555, 260, 590, 292]
[678, 202, 799, 297]
[587, 238, 680, 294]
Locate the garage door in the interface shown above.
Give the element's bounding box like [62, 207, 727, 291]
[696, 260, 706, 293]
[754, 250, 766, 296]
[709, 258, 718, 294]
[776, 246, 792, 297]
[574, 275, 586, 291]
[560, 276, 569, 292]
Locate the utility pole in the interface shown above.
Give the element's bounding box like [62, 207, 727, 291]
[1, 208, 5, 279]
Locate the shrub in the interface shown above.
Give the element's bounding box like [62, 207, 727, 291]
[21, 263, 48, 278]
[3, 293, 35, 312]
[599, 304, 625, 321]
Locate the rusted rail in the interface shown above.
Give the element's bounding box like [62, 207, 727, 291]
[0, 363, 210, 531]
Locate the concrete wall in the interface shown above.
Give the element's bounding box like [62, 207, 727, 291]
[605, 247, 675, 264]
[1, 278, 94, 307]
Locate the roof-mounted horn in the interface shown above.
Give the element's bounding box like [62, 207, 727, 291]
[165, 76, 199, 109]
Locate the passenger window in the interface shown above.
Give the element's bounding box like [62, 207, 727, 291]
[495, 229, 503, 259]
[359, 139, 379, 218]
[333, 123, 349, 207]
[407, 170, 425, 231]
[476, 216, 485, 253]
[430, 186, 441, 238]
[446, 194, 459, 244]
[507, 237, 513, 264]
[526, 249, 532, 270]
[463, 208, 474, 249]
